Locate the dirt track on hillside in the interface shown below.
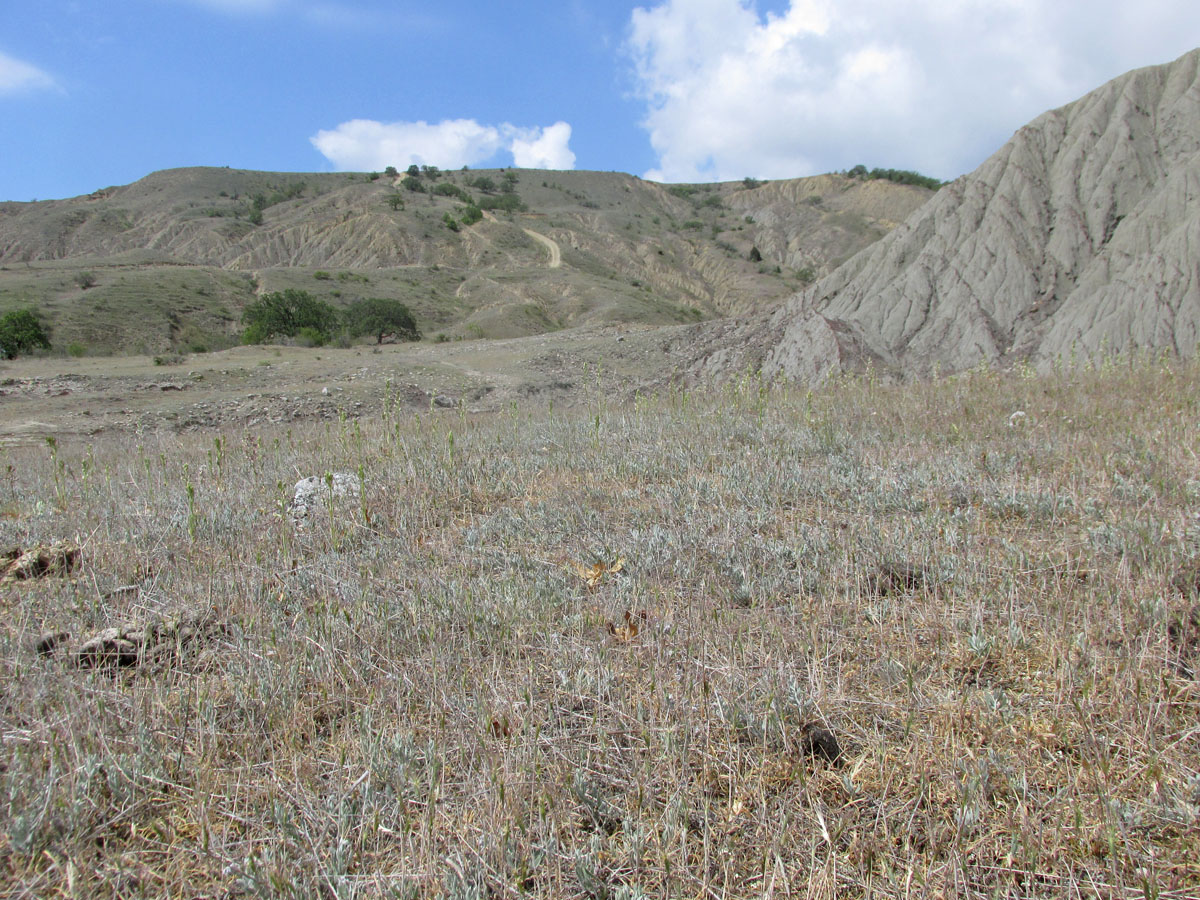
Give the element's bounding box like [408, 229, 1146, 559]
[522, 227, 562, 268]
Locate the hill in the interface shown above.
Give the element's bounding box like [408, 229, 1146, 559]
[693, 48, 1200, 382]
[0, 167, 930, 356]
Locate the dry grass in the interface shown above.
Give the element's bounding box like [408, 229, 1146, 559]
[1, 356, 1199, 898]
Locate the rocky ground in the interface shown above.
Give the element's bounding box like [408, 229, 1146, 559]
[0, 323, 700, 447]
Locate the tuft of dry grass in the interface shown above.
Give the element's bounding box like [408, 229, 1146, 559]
[2, 355, 1199, 898]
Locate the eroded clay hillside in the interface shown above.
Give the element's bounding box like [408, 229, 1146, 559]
[696, 48, 1200, 382]
[0, 166, 929, 355]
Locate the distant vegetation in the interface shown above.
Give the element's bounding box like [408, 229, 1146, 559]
[846, 164, 943, 190]
[241, 289, 419, 346]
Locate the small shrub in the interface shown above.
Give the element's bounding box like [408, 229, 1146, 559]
[668, 184, 699, 199]
[478, 194, 526, 213]
[313, 271, 332, 280]
[295, 326, 326, 347]
[433, 182, 471, 202]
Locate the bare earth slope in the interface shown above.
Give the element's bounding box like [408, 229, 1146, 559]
[696, 48, 1200, 383]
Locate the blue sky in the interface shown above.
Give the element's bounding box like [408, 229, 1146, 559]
[2, 0, 1198, 202]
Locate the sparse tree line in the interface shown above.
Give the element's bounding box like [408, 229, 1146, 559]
[385, 166, 526, 229]
[204, 182, 309, 225]
[844, 164, 943, 190]
[240, 289, 420, 347]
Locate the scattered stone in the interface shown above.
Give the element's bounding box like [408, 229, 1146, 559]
[798, 722, 843, 764]
[288, 472, 362, 522]
[34, 630, 70, 656]
[864, 562, 926, 597]
[71, 610, 223, 670]
[1, 543, 80, 583]
[75, 627, 142, 668]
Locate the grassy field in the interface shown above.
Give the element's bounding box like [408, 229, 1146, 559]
[1, 357, 1199, 898]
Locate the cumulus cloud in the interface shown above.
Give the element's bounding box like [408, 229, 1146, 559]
[627, 0, 1200, 182]
[0, 51, 56, 95]
[311, 118, 577, 171]
[509, 122, 577, 170]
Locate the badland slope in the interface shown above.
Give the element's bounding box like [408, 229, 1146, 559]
[694, 48, 1200, 382]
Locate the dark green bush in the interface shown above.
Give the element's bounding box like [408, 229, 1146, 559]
[434, 182, 472, 202]
[0, 309, 51, 359]
[479, 194, 526, 213]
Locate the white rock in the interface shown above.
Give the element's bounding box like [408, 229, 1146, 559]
[289, 472, 362, 522]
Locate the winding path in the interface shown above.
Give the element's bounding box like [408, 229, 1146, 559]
[479, 210, 561, 269]
[522, 228, 561, 269]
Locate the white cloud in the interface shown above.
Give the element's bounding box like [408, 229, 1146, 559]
[311, 118, 577, 172]
[509, 122, 577, 170]
[0, 50, 56, 95]
[627, 0, 1200, 182]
